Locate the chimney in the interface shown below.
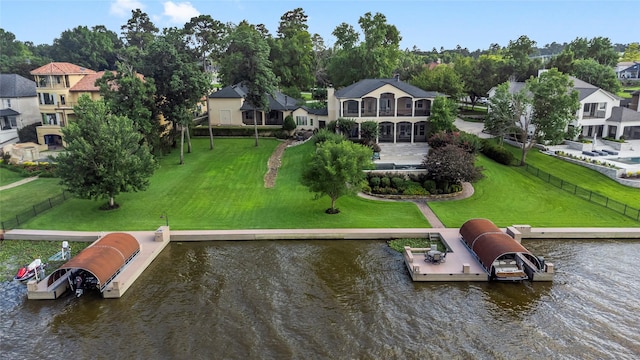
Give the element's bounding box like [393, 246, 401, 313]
[394, 73, 400, 82]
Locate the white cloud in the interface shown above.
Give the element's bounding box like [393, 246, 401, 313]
[110, 0, 145, 17]
[163, 1, 200, 24]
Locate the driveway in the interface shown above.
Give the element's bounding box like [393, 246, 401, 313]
[454, 118, 492, 138]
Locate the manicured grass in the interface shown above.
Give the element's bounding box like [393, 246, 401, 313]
[0, 177, 65, 223]
[0, 167, 25, 186]
[429, 155, 640, 228]
[300, 92, 312, 100]
[504, 144, 640, 206]
[19, 138, 429, 231]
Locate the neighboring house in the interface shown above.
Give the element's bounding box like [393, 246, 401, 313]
[616, 62, 640, 80]
[30, 62, 96, 147]
[207, 77, 441, 143]
[0, 74, 40, 132]
[488, 75, 625, 140]
[208, 83, 306, 129]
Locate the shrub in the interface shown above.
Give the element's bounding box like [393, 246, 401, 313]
[423, 179, 437, 194]
[369, 176, 381, 187]
[283, 115, 296, 133]
[404, 183, 428, 195]
[481, 140, 515, 165]
[380, 176, 391, 187]
[273, 130, 289, 139]
[313, 128, 344, 144]
[391, 176, 405, 190]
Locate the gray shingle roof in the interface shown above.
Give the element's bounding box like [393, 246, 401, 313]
[211, 83, 301, 111]
[334, 78, 441, 99]
[0, 74, 37, 98]
[606, 106, 640, 123]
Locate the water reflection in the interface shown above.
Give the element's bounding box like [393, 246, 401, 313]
[1, 240, 639, 359]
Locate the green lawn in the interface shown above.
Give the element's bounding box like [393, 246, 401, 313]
[6, 137, 640, 232]
[429, 155, 640, 228]
[504, 144, 640, 206]
[0, 177, 64, 224]
[18, 138, 428, 231]
[0, 167, 25, 186]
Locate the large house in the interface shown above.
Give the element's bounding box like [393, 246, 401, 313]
[207, 77, 441, 143]
[488, 75, 640, 140]
[30, 62, 97, 147]
[616, 62, 640, 80]
[0, 74, 40, 135]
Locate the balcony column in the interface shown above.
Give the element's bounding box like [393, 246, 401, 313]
[339, 100, 343, 117]
[412, 99, 416, 117]
[393, 122, 397, 143]
[357, 123, 362, 139]
[394, 97, 398, 117]
[358, 99, 362, 118]
[376, 97, 380, 117]
[411, 122, 415, 144]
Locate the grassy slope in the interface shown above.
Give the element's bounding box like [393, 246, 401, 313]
[0, 178, 63, 222]
[0, 167, 26, 186]
[429, 155, 640, 228]
[20, 138, 428, 231]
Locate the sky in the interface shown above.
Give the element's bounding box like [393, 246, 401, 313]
[1, 0, 637, 51]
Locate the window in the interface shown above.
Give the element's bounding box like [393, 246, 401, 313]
[55, 76, 62, 84]
[346, 101, 358, 113]
[310, 119, 313, 126]
[405, 102, 411, 109]
[45, 113, 58, 125]
[60, 95, 66, 105]
[296, 116, 308, 126]
[416, 101, 423, 109]
[6, 99, 11, 108]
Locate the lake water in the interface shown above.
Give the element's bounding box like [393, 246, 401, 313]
[1, 239, 639, 359]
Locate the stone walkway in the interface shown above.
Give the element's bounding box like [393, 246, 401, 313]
[0, 176, 38, 191]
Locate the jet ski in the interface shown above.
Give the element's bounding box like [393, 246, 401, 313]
[14, 259, 46, 282]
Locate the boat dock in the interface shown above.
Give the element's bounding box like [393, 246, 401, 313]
[5, 225, 640, 297]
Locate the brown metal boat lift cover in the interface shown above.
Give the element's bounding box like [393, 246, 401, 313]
[49, 233, 140, 291]
[460, 219, 541, 271]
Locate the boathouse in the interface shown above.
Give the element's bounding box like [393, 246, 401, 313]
[459, 219, 550, 281]
[48, 232, 140, 294]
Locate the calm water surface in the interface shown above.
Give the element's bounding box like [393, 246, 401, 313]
[1, 239, 639, 359]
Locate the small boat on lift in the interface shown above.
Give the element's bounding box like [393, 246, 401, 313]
[14, 259, 46, 282]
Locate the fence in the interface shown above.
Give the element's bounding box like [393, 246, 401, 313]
[524, 164, 640, 222]
[1, 191, 69, 230]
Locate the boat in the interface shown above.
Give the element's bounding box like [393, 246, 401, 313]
[68, 269, 99, 298]
[14, 259, 46, 282]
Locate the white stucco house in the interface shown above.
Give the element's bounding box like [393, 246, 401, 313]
[0, 74, 40, 143]
[488, 75, 640, 140]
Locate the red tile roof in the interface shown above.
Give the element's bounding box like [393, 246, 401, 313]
[30, 62, 96, 75]
[69, 71, 111, 92]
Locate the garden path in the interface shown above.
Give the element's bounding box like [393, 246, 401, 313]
[0, 176, 38, 191]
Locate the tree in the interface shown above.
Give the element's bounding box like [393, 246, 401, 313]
[120, 9, 159, 68]
[142, 29, 213, 163]
[423, 144, 481, 185]
[50, 25, 122, 70]
[484, 82, 522, 144]
[517, 69, 579, 165]
[96, 63, 166, 154]
[504, 35, 541, 81]
[410, 65, 465, 99]
[57, 95, 157, 209]
[301, 140, 372, 214]
[621, 42, 640, 62]
[571, 59, 621, 94]
[0, 29, 49, 78]
[270, 8, 314, 93]
[327, 12, 401, 87]
[360, 120, 379, 146]
[183, 15, 229, 71]
[428, 96, 457, 135]
[219, 21, 277, 147]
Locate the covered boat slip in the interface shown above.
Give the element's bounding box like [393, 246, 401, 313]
[459, 219, 553, 282]
[26, 228, 170, 300]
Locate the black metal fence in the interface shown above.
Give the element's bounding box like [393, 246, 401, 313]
[1, 191, 69, 230]
[524, 164, 640, 222]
